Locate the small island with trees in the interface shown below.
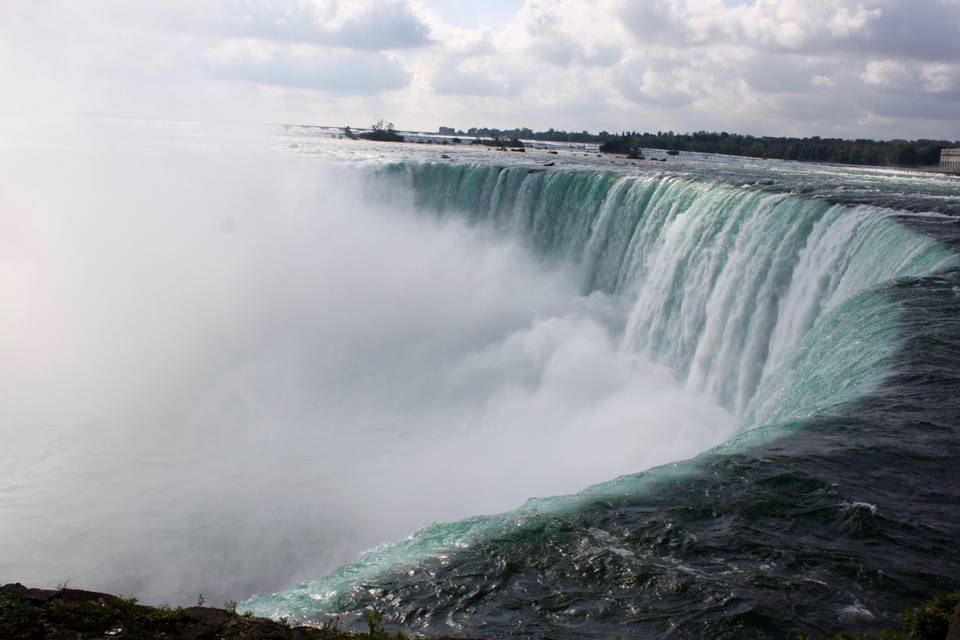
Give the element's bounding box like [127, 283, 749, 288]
[349, 119, 404, 143]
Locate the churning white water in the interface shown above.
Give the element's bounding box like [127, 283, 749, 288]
[0, 133, 734, 605]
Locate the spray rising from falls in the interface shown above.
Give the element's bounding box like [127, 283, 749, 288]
[244, 163, 958, 620]
[402, 163, 955, 422]
[2, 135, 956, 626]
[0, 146, 731, 606]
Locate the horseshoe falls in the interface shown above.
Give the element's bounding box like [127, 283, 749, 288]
[2, 128, 960, 640]
[403, 164, 953, 425]
[242, 158, 960, 638]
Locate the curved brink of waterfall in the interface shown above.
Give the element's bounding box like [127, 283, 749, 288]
[243, 164, 960, 637]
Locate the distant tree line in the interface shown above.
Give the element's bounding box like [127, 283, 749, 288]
[460, 126, 957, 167]
[465, 127, 610, 144]
[599, 130, 956, 167]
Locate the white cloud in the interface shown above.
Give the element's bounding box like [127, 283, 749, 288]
[191, 0, 432, 49]
[616, 54, 701, 107]
[811, 75, 837, 88]
[619, 0, 681, 41]
[205, 44, 411, 92]
[492, 0, 626, 66]
[1, 0, 958, 139]
[920, 64, 957, 93]
[329, 1, 432, 49]
[827, 5, 878, 38]
[861, 58, 960, 95]
[861, 59, 912, 88]
[431, 57, 522, 96]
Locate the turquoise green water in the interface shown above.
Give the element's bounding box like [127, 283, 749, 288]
[405, 165, 957, 422]
[243, 163, 958, 625]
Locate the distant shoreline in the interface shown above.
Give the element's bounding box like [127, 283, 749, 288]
[280, 121, 960, 175]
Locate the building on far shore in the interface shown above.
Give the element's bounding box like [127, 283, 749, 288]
[941, 148, 960, 169]
[438, 126, 456, 135]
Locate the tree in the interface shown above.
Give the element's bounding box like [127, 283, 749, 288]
[891, 144, 919, 166]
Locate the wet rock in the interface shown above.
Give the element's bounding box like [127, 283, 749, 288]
[1, 582, 489, 639]
[183, 606, 234, 626]
[949, 599, 960, 640]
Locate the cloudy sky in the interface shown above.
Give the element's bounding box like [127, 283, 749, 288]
[2, 0, 958, 139]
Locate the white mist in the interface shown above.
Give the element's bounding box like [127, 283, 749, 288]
[0, 131, 733, 605]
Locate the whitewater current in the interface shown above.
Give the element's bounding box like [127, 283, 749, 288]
[2, 125, 959, 639]
[241, 154, 960, 638]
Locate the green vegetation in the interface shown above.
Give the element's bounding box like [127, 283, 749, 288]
[464, 126, 603, 143]
[365, 608, 386, 637]
[471, 135, 525, 149]
[599, 130, 955, 167]
[797, 590, 960, 640]
[458, 125, 956, 167]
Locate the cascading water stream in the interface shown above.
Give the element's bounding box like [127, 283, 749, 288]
[404, 164, 955, 421]
[243, 163, 958, 626]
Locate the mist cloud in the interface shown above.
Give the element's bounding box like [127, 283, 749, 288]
[0, 131, 734, 605]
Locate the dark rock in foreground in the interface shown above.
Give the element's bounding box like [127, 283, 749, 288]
[1, 583, 328, 639]
[1, 582, 477, 640]
[3, 581, 959, 639]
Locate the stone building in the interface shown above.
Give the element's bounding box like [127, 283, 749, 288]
[941, 148, 960, 169]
